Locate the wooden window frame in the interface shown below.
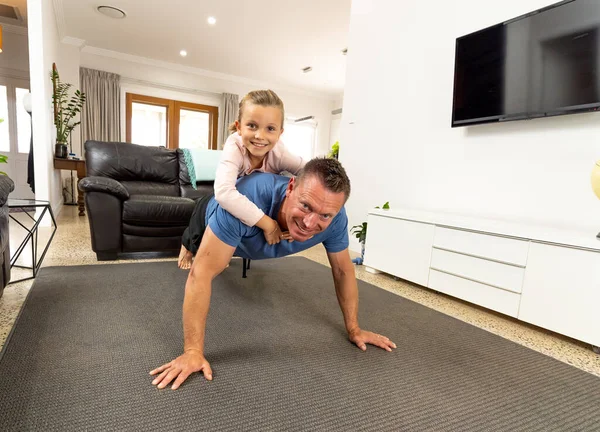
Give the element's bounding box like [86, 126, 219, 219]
[173, 101, 219, 150]
[125, 93, 219, 150]
[126, 93, 174, 148]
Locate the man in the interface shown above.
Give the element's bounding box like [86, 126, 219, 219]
[150, 158, 396, 390]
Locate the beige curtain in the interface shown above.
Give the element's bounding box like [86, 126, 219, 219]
[219, 93, 239, 149]
[80, 67, 121, 149]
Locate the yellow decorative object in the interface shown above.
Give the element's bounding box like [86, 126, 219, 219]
[0, 25, 3, 53]
[591, 160, 600, 200]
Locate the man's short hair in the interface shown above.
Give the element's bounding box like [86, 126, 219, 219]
[296, 157, 351, 202]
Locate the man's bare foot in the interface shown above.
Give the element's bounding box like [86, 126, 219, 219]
[178, 245, 193, 270]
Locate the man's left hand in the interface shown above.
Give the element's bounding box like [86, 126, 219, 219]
[349, 328, 396, 352]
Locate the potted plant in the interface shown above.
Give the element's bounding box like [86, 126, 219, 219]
[327, 141, 339, 159]
[351, 201, 389, 265]
[51, 67, 86, 158]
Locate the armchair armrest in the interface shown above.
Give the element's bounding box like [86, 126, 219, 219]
[0, 176, 14, 207]
[78, 176, 129, 200]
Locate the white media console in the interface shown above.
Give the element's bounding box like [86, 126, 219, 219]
[363, 208, 600, 352]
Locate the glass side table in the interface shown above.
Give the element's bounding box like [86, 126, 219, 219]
[8, 199, 57, 284]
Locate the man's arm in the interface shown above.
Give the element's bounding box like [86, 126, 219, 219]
[327, 248, 396, 352]
[150, 226, 235, 390]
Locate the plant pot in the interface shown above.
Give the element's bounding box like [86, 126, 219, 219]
[55, 142, 68, 159]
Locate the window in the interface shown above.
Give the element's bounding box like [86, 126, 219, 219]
[178, 108, 210, 149]
[282, 119, 317, 161]
[125, 93, 218, 149]
[131, 102, 167, 148]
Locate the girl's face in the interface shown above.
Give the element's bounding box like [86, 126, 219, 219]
[236, 103, 284, 161]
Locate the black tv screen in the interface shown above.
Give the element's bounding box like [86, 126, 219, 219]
[452, 0, 600, 127]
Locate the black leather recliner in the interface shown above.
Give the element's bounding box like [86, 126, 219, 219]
[79, 140, 214, 260]
[0, 175, 14, 296]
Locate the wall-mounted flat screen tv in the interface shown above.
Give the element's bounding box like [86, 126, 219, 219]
[452, 0, 600, 127]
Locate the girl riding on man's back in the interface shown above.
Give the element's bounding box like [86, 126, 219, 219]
[178, 89, 306, 269]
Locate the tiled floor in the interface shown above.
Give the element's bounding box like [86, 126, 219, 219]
[2, 205, 600, 377]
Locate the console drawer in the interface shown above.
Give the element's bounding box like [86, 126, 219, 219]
[433, 226, 529, 266]
[428, 269, 521, 317]
[430, 248, 525, 293]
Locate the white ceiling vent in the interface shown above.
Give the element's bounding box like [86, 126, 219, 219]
[0, 4, 22, 22]
[97, 6, 127, 19]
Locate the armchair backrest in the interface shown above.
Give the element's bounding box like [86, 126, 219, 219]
[84, 140, 181, 197]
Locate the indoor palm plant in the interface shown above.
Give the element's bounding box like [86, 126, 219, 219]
[351, 201, 389, 264]
[51, 68, 86, 158]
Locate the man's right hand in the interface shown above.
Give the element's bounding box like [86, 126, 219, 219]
[150, 350, 212, 390]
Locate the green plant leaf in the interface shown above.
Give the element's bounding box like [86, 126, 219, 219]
[382, 201, 390, 209]
[51, 69, 86, 144]
[350, 220, 368, 244]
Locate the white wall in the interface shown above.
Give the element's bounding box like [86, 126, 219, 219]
[79, 48, 335, 157]
[28, 0, 62, 213]
[328, 98, 343, 154]
[329, 114, 341, 152]
[341, 0, 600, 252]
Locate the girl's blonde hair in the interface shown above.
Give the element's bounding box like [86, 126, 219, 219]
[228, 89, 285, 133]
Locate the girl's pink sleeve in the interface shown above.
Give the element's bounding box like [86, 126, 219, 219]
[214, 137, 265, 227]
[276, 141, 306, 175]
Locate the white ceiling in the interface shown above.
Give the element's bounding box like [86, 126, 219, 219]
[58, 0, 351, 97]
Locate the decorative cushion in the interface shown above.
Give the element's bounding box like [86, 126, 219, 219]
[182, 149, 223, 189]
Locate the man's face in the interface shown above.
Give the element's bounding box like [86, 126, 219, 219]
[282, 175, 346, 242]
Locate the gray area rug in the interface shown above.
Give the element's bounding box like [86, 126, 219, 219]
[0, 257, 599, 431]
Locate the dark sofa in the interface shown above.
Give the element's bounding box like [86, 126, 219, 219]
[79, 140, 214, 260]
[0, 175, 14, 296]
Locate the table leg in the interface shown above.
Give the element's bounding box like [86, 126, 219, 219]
[76, 179, 85, 216]
[76, 166, 86, 216]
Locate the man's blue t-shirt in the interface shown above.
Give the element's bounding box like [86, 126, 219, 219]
[205, 173, 349, 260]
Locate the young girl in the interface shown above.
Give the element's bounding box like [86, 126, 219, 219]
[178, 89, 306, 269]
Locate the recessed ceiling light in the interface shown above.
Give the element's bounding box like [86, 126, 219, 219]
[341, 48, 348, 55]
[180, 50, 187, 57]
[302, 66, 312, 73]
[97, 5, 127, 19]
[207, 16, 217, 25]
